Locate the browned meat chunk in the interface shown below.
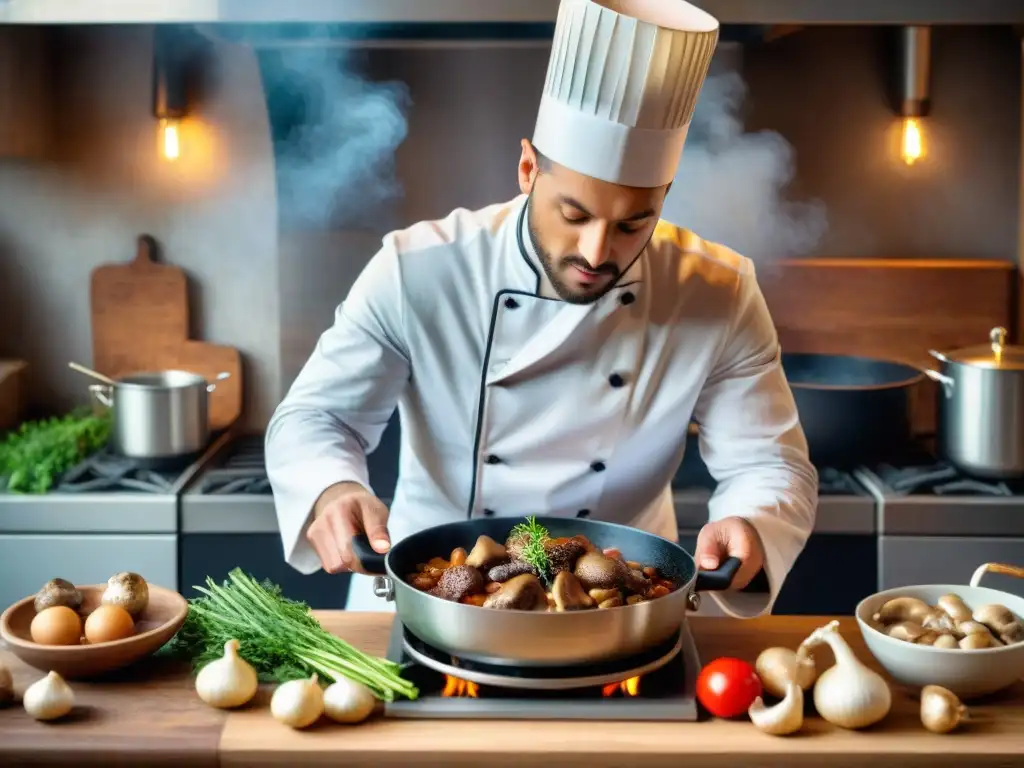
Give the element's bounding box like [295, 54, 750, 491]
[488, 559, 537, 582]
[429, 565, 484, 602]
[546, 536, 589, 574]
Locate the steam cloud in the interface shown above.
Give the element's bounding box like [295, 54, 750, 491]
[661, 64, 828, 260]
[258, 45, 411, 229]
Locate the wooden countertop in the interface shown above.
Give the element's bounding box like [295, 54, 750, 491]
[2, 613, 1023, 767]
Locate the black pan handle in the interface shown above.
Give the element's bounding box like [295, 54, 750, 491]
[350, 534, 389, 575]
[693, 556, 743, 592]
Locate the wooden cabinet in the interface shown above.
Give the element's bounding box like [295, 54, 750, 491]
[0, 26, 52, 159]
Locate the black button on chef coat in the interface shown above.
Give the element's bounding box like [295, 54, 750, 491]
[591, 461, 606, 473]
[608, 373, 626, 388]
[576, 509, 591, 518]
[620, 291, 635, 306]
[483, 508, 496, 517]
[485, 454, 502, 465]
[504, 297, 520, 309]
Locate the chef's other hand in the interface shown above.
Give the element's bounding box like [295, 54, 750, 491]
[694, 516, 765, 590]
[306, 481, 391, 574]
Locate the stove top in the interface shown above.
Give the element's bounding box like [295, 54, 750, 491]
[382, 621, 702, 720]
[188, 435, 271, 495]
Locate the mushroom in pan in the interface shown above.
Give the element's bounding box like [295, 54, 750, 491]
[574, 552, 649, 594]
[550, 571, 594, 611]
[483, 574, 549, 611]
[464, 535, 508, 570]
[545, 536, 590, 575]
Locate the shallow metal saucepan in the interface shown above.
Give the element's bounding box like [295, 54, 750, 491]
[352, 516, 740, 667]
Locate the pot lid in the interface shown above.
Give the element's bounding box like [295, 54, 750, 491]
[938, 327, 1024, 370]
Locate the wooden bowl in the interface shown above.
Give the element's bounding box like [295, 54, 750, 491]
[0, 584, 188, 679]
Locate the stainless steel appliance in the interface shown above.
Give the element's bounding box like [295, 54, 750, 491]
[0, 433, 230, 610]
[382, 618, 701, 721]
[857, 444, 1024, 601]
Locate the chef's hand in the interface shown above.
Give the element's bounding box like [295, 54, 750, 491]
[306, 481, 391, 574]
[694, 515, 765, 590]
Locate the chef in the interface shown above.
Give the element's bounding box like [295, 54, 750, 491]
[265, 0, 819, 618]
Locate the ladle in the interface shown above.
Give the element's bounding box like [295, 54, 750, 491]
[68, 362, 116, 386]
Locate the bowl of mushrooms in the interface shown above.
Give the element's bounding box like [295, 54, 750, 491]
[855, 562, 1024, 699]
[0, 572, 188, 679]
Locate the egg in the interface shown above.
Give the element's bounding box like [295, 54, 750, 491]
[30, 606, 83, 646]
[84, 604, 135, 644]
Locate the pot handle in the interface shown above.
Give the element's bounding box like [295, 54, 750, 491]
[969, 561, 1024, 588]
[350, 534, 390, 576]
[693, 556, 742, 592]
[922, 368, 954, 397]
[206, 371, 231, 393]
[88, 383, 113, 408]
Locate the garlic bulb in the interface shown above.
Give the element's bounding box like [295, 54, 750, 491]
[798, 620, 891, 730]
[23, 671, 74, 721]
[195, 639, 259, 709]
[748, 681, 804, 736]
[755, 646, 818, 700]
[324, 676, 377, 724]
[920, 685, 968, 734]
[271, 674, 324, 729]
[0, 661, 14, 707]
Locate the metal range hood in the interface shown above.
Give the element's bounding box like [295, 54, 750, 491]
[2, 0, 1024, 26]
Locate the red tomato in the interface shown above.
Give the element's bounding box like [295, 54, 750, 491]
[695, 657, 762, 719]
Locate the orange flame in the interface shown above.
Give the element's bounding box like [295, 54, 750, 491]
[441, 675, 480, 698]
[602, 676, 642, 697]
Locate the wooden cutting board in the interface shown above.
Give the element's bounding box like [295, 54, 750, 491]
[90, 235, 189, 365]
[89, 235, 243, 430]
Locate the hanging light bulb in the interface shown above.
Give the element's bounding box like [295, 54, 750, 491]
[900, 116, 923, 165]
[895, 26, 931, 167]
[152, 27, 190, 162]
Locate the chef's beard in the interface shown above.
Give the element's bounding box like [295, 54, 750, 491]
[526, 194, 621, 305]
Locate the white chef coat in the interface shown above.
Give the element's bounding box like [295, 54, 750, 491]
[265, 194, 818, 618]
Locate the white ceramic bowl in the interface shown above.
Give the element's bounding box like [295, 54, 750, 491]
[855, 569, 1024, 700]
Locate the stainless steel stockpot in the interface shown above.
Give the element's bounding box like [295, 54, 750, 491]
[925, 327, 1024, 479]
[89, 370, 230, 462]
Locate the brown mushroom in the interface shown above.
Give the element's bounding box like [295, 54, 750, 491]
[464, 535, 509, 570]
[488, 559, 537, 583]
[551, 571, 594, 611]
[588, 588, 620, 604]
[482, 573, 549, 611]
[930, 633, 959, 649]
[33, 578, 83, 613]
[972, 604, 1024, 645]
[921, 609, 958, 634]
[886, 621, 928, 642]
[429, 565, 484, 603]
[936, 594, 973, 623]
[873, 596, 933, 624]
[574, 552, 650, 593]
[959, 632, 1000, 650]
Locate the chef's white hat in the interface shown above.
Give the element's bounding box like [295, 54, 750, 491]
[532, 0, 719, 188]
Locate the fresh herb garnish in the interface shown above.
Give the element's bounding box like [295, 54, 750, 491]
[0, 409, 111, 493]
[511, 515, 551, 583]
[159, 568, 418, 702]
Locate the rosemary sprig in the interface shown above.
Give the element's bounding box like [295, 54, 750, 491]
[511, 515, 551, 584]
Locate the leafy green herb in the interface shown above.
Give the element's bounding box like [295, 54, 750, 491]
[0, 408, 111, 493]
[511, 515, 551, 583]
[159, 568, 417, 702]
